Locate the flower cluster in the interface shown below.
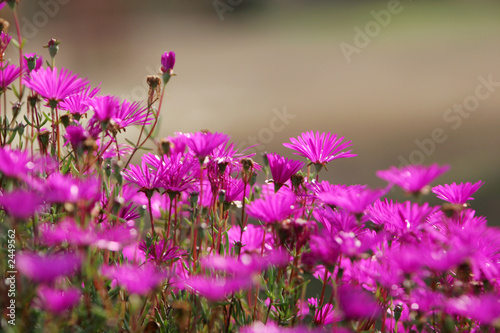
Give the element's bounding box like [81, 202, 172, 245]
[0, 13, 499, 333]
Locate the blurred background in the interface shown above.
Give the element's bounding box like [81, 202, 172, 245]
[2, 0, 500, 224]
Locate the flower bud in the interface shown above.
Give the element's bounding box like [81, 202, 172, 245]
[38, 128, 51, 155]
[11, 101, 21, 118]
[44, 38, 61, 59]
[160, 51, 175, 85]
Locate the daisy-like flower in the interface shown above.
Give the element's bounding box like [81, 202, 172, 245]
[101, 263, 166, 295]
[17, 252, 81, 283]
[267, 153, 304, 192]
[283, 131, 356, 170]
[0, 63, 20, 92]
[59, 85, 100, 118]
[184, 131, 230, 160]
[314, 183, 387, 215]
[227, 224, 273, 253]
[431, 180, 484, 205]
[122, 159, 163, 192]
[376, 164, 450, 195]
[0, 189, 43, 219]
[23, 66, 89, 106]
[86, 94, 119, 123]
[247, 192, 296, 224]
[0, 145, 35, 179]
[184, 275, 254, 301]
[337, 284, 381, 320]
[37, 286, 81, 314]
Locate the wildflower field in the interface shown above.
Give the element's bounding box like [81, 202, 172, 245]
[1, 1, 500, 332]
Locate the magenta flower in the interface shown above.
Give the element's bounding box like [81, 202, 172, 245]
[17, 252, 81, 283]
[283, 131, 356, 169]
[40, 218, 96, 246]
[64, 123, 89, 148]
[101, 263, 166, 295]
[227, 224, 273, 253]
[267, 153, 304, 192]
[0, 146, 35, 179]
[307, 298, 342, 325]
[0, 62, 20, 92]
[59, 85, 100, 117]
[185, 131, 230, 159]
[376, 164, 450, 195]
[138, 238, 185, 265]
[37, 286, 81, 314]
[86, 95, 119, 123]
[367, 199, 438, 236]
[200, 251, 288, 276]
[338, 284, 381, 320]
[42, 173, 101, 204]
[314, 183, 387, 215]
[122, 160, 163, 192]
[161, 51, 175, 74]
[0, 189, 43, 219]
[446, 294, 500, 325]
[432, 180, 484, 205]
[247, 192, 296, 224]
[144, 153, 197, 193]
[184, 275, 253, 301]
[112, 99, 150, 129]
[23, 67, 89, 105]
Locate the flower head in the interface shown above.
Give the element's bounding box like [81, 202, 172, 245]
[59, 85, 100, 117]
[267, 153, 304, 192]
[23, 67, 89, 106]
[283, 131, 356, 169]
[37, 286, 81, 314]
[0, 62, 20, 92]
[247, 192, 296, 224]
[376, 164, 450, 195]
[0, 189, 43, 219]
[185, 131, 230, 159]
[17, 252, 81, 283]
[432, 180, 484, 205]
[101, 263, 166, 295]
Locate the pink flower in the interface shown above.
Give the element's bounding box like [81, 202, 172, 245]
[59, 85, 100, 117]
[376, 164, 450, 195]
[37, 286, 81, 314]
[0, 62, 20, 91]
[184, 275, 253, 301]
[283, 131, 356, 168]
[267, 153, 304, 192]
[432, 180, 484, 205]
[101, 263, 166, 295]
[247, 192, 296, 224]
[17, 252, 81, 283]
[184, 131, 230, 159]
[23, 67, 89, 105]
[0, 189, 43, 219]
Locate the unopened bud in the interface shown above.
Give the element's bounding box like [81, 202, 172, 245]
[11, 101, 21, 118]
[44, 38, 60, 59]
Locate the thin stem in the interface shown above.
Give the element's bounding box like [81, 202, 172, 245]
[13, 9, 24, 99]
[147, 194, 156, 237]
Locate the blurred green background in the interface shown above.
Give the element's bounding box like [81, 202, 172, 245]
[2, 0, 500, 224]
